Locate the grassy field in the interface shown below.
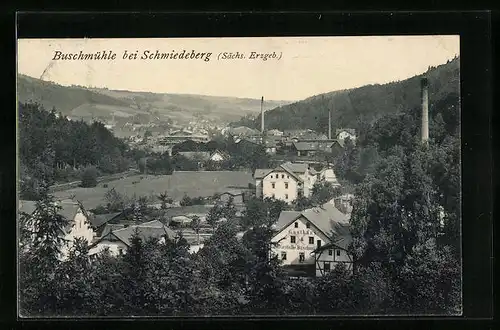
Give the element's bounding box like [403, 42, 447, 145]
[52, 171, 253, 210]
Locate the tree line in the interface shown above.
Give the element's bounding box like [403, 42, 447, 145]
[18, 102, 135, 199]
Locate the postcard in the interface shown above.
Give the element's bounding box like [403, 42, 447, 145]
[17, 35, 462, 317]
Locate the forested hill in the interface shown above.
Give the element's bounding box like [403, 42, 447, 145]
[17, 74, 289, 124]
[233, 57, 460, 133]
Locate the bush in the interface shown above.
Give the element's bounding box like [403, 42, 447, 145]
[81, 166, 99, 188]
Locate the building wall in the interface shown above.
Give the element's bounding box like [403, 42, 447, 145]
[262, 171, 300, 203]
[61, 210, 96, 259]
[299, 172, 317, 197]
[271, 215, 331, 266]
[315, 247, 353, 276]
[255, 179, 263, 198]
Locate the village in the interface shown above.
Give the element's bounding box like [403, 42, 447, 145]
[19, 96, 360, 279]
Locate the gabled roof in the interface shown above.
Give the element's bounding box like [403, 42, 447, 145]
[274, 211, 302, 232]
[106, 220, 177, 247]
[273, 201, 349, 239]
[254, 169, 273, 179]
[89, 212, 122, 228]
[19, 199, 85, 235]
[280, 162, 309, 174]
[292, 141, 318, 151]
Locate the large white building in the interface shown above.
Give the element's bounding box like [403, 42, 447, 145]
[254, 162, 340, 203]
[270, 201, 352, 277]
[254, 162, 318, 203]
[19, 199, 96, 260]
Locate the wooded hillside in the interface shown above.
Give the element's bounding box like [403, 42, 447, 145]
[233, 57, 460, 134]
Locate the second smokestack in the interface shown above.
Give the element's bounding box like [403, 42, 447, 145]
[421, 78, 429, 143]
[328, 108, 332, 140]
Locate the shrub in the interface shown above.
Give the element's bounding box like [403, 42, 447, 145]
[81, 166, 99, 188]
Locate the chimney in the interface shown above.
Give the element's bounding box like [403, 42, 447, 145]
[328, 108, 332, 140]
[421, 78, 429, 143]
[260, 96, 264, 135]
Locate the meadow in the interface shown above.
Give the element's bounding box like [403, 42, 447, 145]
[52, 171, 253, 210]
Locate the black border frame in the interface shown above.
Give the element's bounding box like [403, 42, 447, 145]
[1, 10, 494, 330]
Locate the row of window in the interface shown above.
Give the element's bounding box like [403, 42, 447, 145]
[270, 174, 290, 179]
[271, 182, 289, 189]
[280, 250, 340, 263]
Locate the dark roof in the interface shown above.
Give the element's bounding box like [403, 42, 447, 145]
[254, 169, 273, 179]
[89, 212, 122, 228]
[313, 225, 352, 252]
[292, 141, 318, 151]
[107, 220, 177, 247]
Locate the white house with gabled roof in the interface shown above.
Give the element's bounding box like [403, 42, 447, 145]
[18, 199, 96, 260]
[270, 201, 352, 277]
[253, 162, 317, 203]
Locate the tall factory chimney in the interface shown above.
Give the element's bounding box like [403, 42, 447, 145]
[328, 108, 332, 140]
[421, 78, 429, 143]
[260, 96, 264, 134]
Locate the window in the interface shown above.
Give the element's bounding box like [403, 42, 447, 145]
[299, 252, 305, 263]
[317, 240, 322, 249]
[306, 222, 311, 229]
[118, 248, 123, 255]
[281, 251, 287, 260]
[272, 183, 275, 189]
[336, 249, 341, 256]
[285, 194, 289, 200]
[290, 236, 296, 243]
[282, 174, 285, 179]
[270, 174, 273, 179]
[328, 249, 333, 256]
[294, 222, 298, 228]
[285, 182, 289, 189]
[324, 262, 331, 272]
[287, 175, 290, 179]
[308, 237, 314, 244]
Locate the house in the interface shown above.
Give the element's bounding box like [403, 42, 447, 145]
[267, 129, 284, 136]
[292, 141, 319, 157]
[254, 162, 318, 203]
[336, 128, 357, 144]
[264, 138, 279, 154]
[270, 201, 352, 277]
[19, 199, 96, 260]
[315, 166, 341, 186]
[215, 189, 246, 205]
[88, 220, 177, 257]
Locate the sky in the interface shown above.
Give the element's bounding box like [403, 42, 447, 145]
[17, 36, 459, 101]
